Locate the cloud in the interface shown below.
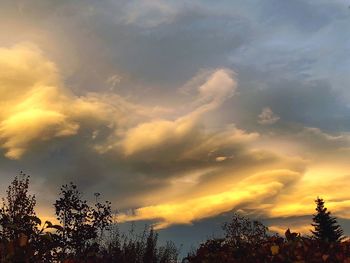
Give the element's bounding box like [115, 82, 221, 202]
[0, 44, 152, 159]
[258, 107, 280, 125]
[0, 44, 265, 209]
[106, 74, 122, 90]
[119, 169, 303, 229]
[197, 69, 236, 105]
[120, 69, 237, 158]
[121, 0, 179, 28]
[114, 117, 350, 229]
[0, 42, 240, 165]
[0, 44, 327, 230]
[0, 109, 78, 159]
[215, 156, 228, 162]
[0, 44, 80, 159]
[122, 117, 198, 157]
[268, 217, 312, 235]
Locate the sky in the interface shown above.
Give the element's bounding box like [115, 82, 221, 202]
[1, 0, 350, 252]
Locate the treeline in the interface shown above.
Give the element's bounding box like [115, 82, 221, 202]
[0, 173, 179, 262]
[185, 199, 348, 263]
[1, 173, 350, 263]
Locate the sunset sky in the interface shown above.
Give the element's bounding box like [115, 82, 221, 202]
[1, 0, 350, 251]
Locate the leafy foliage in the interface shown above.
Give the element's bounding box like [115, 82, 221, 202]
[0, 172, 44, 261]
[186, 233, 350, 263]
[223, 212, 268, 246]
[102, 224, 179, 263]
[54, 182, 112, 260]
[187, 209, 350, 263]
[0, 172, 37, 241]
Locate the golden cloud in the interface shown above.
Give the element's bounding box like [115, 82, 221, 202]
[269, 223, 311, 236]
[122, 117, 198, 156]
[0, 44, 80, 159]
[120, 69, 238, 159]
[0, 44, 160, 159]
[118, 169, 302, 229]
[0, 43, 240, 162]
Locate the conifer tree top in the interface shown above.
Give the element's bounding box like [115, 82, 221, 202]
[311, 197, 343, 242]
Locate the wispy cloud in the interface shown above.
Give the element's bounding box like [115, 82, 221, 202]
[258, 107, 280, 125]
[119, 170, 303, 229]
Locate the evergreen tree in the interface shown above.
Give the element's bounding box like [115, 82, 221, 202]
[311, 197, 343, 242]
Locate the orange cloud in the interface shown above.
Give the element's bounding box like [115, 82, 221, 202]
[118, 169, 302, 229]
[0, 44, 79, 159]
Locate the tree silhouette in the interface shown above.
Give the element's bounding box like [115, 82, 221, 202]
[54, 182, 112, 260]
[0, 174, 179, 262]
[0, 172, 50, 261]
[223, 212, 268, 247]
[311, 197, 343, 242]
[102, 223, 179, 263]
[0, 172, 38, 241]
[143, 228, 158, 263]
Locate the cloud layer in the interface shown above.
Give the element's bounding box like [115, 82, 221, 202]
[119, 169, 303, 229]
[1, 42, 350, 231]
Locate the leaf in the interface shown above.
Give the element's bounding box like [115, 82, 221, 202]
[25, 215, 41, 225]
[322, 254, 330, 261]
[271, 245, 279, 255]
[49, 224, 64, 231]
[41, 233, 52, 241]
[5, 224, 17, 229]
[45, 220, 53, 227]
[18, 233, 28, 247]
[7, 241, 14, 256]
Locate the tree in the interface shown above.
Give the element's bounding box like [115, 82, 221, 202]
[103, 224, 179, 263]
[0, 172, 45, 261]
[223, 212, 268, 247]
[311, 197, 343, 242]
[54, 182, 112, 260]
[143, 228, 158, 263]
[0, 172, 39, 241]
[157, 241, 179, 263]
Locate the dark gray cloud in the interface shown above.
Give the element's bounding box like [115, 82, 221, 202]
[222, 75, 350, 132]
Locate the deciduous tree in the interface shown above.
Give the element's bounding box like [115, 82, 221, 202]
[54, 182, 112, 260]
